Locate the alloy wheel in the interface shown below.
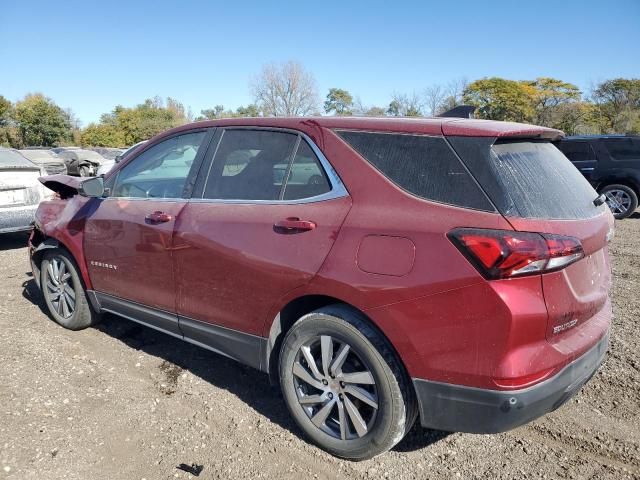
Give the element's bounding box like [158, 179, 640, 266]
[604, 189, 632, 215]
[292, 335, 379, 440]
[44, 256, 76, 319]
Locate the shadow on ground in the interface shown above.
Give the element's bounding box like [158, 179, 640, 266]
[21, 275, 449, 454]
[0, 231, 30, 251]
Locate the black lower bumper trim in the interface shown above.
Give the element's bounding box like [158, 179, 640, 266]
[412, 331, 609, 434]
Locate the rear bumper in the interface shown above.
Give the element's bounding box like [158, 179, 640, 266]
[412, 330, 609, 433]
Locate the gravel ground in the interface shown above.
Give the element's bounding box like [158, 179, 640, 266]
[0, 217, 639, 480]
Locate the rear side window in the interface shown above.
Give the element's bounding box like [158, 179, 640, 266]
[337, 131, 494, 211]
[602, 138, 640, 160]
[282, 141, 331, 200]
[557, 141, 596, 162]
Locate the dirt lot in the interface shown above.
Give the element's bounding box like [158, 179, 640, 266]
[0, 218, 639, 480]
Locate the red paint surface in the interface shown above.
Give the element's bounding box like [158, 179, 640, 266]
[32, 116, 611, 392]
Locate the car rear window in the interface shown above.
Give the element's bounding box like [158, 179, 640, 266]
[452, 139, 605, 220]
[336, 131, 494, 211]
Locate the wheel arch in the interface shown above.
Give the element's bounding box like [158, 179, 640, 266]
[262, 294, 412, 388]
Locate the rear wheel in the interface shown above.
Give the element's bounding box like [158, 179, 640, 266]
[40, 250, 101, 330]
[79, 165, 92, 177]
[601, 184, 638, 219]
[279, 305, 416, 460]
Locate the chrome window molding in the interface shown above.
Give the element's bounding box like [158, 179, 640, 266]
[197, 127, 349, 205]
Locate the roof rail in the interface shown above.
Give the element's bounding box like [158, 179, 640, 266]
[437, 105, 476, 119]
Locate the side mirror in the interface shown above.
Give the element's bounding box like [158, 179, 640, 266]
[114, 155, 122, 163]
[78, 176, 105, 197]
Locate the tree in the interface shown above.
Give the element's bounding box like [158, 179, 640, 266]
[463, 78, 535, 123]
[12, 93, 72, 147]
[324, 88, 354, 115]
[0, 95, 13, 147]
[387, 93, 422, 117]
[251, 61, 319, 116]
[81, 123, 126, 147]
[196, 104, 260, 120]
[364, 106, 386, 117]
[439, 77, 469, 113]
[423, 84, 446, 117]
[524, 77, 581, 126]
[591, 78, 640, 133]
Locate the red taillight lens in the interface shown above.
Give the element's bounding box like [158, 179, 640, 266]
[448, 228, 584, 279]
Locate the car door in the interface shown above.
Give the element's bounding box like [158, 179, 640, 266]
[83, 129, 211, 335]
[172, 128, 351, 364]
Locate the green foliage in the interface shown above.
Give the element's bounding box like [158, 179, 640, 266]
[591, 78, 640, 134]
[84, 97, 190, 146]
[386, 93, 422, 117]
[80, 123, 126, 147]
[324, 88, 354, 115]
[0, 95, 13, 147]
[463, 78, 535, 123]
[196, 104, 260, 120]
[364, 106, 386, 117]
[12, 93, 72, 147]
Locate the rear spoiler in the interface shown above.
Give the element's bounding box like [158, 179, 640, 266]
[437, 105, 476, 119]
[38, 174, 82, 199]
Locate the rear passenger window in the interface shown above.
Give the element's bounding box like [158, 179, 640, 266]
[558, 141, 595, 162]
[203, 130, 332, 201]
[282, 141, 331, 200]
[603, 138, 640, 160]
[337, 131, 494, 211]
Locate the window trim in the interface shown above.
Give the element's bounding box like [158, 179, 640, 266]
[192, 126, 349, 205]
[106, 127, 215, 202]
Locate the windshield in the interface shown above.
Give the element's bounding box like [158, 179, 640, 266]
[488, 141, 605, 219]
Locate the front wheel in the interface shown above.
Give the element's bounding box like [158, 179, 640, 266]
[279, 305, 416, 460]
[40, 250, 101, 330]
[601, 184, 638, 219]
[79, 165, 92, 177]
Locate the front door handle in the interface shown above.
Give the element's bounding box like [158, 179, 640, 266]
[145, 211, 172, 224]
[274, 217, 316, 234]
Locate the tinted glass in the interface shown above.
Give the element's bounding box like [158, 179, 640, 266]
[282, 141, 331, 200]
[488, 141, 604, 219]
[112, 131, 206, 199]
[337, 131, 493, 211]
[204, 130, 298, 200]
[557, 141, 595, 162]
[602, 138, 640, 160]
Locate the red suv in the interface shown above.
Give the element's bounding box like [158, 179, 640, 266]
[29, 117, 613, 460]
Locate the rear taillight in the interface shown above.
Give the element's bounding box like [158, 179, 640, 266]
[448, 228, 584, 279]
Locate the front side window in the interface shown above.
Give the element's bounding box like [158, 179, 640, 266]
[111, 131, 206, 199]
[203, 129, 332, 201]
[602, 138, 640, 161]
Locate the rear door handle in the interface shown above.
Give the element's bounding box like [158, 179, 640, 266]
[274, 217, 316, 234]
[145, 211, 172, 224]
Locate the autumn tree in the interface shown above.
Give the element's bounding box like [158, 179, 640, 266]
[324, 88, 354, 115]
[251, 61, 319, 116]
[463, 78, 535, 123]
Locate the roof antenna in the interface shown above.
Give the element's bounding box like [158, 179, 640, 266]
[437, 105, 476, 119]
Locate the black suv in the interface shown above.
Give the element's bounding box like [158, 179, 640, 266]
[555, 135, 640, 219]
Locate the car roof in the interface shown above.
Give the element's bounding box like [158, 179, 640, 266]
[151, 116, 563, 142]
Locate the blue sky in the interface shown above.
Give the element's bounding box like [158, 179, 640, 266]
[1, 0, 638, 125]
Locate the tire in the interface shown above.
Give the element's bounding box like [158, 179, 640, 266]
[79, 165, 91, 177]
[600, 184, 638, 219]
[40, 249, 101, 330]
[279, 305, 417, 460]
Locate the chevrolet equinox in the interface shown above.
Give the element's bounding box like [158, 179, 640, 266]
[29, 117, 613, 460]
